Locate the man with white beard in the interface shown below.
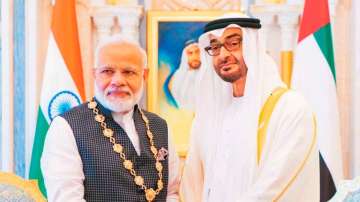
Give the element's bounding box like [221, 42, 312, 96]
[180, 14, 319, 202]
[41, 35, 180, 202]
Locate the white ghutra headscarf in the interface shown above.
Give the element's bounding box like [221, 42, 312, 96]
[189, 13, 286, 201]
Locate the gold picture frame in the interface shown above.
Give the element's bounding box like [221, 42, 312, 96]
[146, 11, 230, 157]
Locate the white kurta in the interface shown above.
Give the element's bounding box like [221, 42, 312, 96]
[181, 91, 319, 202]
[41, 110, 180, 202]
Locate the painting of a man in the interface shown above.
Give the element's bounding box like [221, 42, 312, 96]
[157, 22, 206, 155]
[170, 39, 203, 111]
[184, 39, 202, 70]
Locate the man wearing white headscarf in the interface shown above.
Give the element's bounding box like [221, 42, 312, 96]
[171, 40, 203, 110]
[180, 14, 319, 202]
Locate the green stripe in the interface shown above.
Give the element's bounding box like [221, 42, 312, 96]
[29, 108, 49, 198]
[313, 23, 336, 83]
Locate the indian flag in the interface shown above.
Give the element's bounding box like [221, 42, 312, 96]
[29, 0, 85, 197]
[291, 0, 343, 201]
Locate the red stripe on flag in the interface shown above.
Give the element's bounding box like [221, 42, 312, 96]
[298, 0, 330, 42]
[51, 0, 85, 100]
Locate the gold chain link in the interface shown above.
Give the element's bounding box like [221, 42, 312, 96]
[87, 100, 163, 202]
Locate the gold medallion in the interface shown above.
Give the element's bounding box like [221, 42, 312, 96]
[150, 146, 158, 155]
[87, 101, 97, 109]
[157, 180, 163, 190]
[123, 160, 133, 170]
[103, 128, 113, 138]
[113, 144, 123, 153]
[134, 176, 144, 186]
[95, 114, 105, 122]
[155, 162, 163, 172]
[147, 131, 153, 139]
[145, 188, 156, 202]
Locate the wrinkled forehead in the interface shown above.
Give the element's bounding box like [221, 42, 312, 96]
[100, 42, 140, 56]
[208, 27, 243, 42]
[199, 24, 244, 49]
[97, 43, 144, 68]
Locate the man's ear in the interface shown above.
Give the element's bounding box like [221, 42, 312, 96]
[143, 68, 149, 81]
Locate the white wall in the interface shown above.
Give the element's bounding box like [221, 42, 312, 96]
[1, 0, 14, 172]
[25, 0, 38, 177]
[24, 0, 52, 177]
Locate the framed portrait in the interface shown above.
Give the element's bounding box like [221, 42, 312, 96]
[146, 11, 229, 157]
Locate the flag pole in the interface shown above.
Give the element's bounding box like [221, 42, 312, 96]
[278, 13, 299, 88]
[280, 51, 293, 87]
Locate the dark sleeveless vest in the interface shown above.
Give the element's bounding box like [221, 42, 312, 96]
[60, 100, 169, 202]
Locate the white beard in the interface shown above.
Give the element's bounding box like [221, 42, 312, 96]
[94, 82, 144, 113]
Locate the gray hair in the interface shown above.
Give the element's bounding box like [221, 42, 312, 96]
[94, 34, 148, 69]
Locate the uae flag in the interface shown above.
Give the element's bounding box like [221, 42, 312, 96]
[29, 0, 85, 197]
[291, 0, 343, 201]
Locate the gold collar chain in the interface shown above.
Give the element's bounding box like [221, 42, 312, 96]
[87, 100, 164, 202]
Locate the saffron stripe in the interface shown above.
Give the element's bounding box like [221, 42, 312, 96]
[52, 0, 85, 100]
[13, 0, 26, 177]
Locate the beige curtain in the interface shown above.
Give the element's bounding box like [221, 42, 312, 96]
[36, 0, 52, 103]
[76, 0, 94, 100]
[333, 0, 352, 179]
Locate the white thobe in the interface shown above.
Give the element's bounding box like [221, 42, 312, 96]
[41, 109, 180, 202]
[181, 91, 319, 202]
[171, 67, 200, 111]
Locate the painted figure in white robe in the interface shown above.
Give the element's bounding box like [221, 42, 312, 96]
[171, 40, 203, 111]
[180, 14, 320, 202]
